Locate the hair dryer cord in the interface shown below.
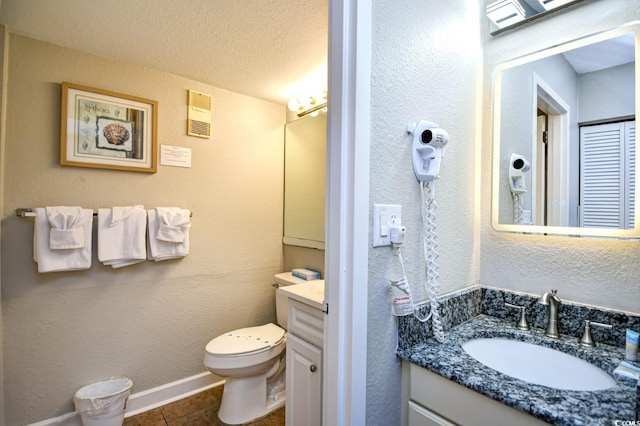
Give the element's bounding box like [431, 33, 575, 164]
[512, 192, 524, 225]
[421, 181, 444, 343]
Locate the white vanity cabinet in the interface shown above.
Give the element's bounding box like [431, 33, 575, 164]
[286, 298, 324, 426]
[405, 361, 548, 426]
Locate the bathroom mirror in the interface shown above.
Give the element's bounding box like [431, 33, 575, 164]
[283, 114, 326, 249]
[491, 22, 640, 238]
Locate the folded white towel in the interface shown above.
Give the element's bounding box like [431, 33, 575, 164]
[156, 207, 192, 243]
[46, 206, 85, 249]
[33, 207, 93, 273]
[147, 208, 191, 261]
[98, 206, 147, 269]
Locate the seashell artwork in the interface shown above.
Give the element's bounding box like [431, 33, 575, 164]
[102, 123, 130, 146]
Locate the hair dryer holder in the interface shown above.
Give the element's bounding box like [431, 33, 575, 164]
[407, 120, 449, 182]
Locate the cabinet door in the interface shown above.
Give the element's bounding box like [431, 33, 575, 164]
[286, 333, 322, 426]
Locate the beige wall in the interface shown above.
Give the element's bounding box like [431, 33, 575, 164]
[1, 34, 286, 425]
[480, 0, 640, 314]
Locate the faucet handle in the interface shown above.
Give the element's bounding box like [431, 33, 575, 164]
[505, 303, 530, 331]
[579, 320, 613, 347]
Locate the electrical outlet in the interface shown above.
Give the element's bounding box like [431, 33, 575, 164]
[373, 204, 402, 247]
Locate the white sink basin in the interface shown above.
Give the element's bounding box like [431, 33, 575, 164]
[278, 279, 324, 309]
[462, 338, 616, 391]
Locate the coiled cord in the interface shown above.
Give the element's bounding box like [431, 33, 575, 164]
[512, 192, 524, 225]
[421, 181, 444, 343]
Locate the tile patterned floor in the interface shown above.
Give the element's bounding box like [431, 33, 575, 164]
[123, 385, 285, 426]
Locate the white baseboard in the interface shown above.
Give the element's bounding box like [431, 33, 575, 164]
[29, 372, 224, 426]
[125, 372, 222, 417]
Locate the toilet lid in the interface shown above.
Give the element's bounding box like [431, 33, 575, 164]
[206, 323, 285, 356]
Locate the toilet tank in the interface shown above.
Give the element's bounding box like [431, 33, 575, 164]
[274, 272, 307, 329]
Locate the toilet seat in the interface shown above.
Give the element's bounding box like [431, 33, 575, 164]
[206, 323, 285, 357]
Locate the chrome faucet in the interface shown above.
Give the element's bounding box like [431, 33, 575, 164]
[538, 289, 561, 338]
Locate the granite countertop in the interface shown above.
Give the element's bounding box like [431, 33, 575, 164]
[397, 314, 638, 425]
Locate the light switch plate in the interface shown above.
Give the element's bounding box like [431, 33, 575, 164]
[373, 204, 401, 247]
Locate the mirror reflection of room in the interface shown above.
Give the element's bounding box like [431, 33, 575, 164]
[495, 31, 636, 231]
[283, 114, 327, 249]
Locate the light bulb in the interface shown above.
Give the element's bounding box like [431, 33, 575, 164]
[312, 89, 327, 104]
[297, 95, 311, 109]
[288, 99, 300, 112]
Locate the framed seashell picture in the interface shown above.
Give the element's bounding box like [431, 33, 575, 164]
[60, 82, 158, 173]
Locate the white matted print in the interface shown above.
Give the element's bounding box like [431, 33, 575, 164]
[60, 82, 158, 173]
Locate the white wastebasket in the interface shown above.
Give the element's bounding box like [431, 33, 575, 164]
[73, 378, 132, 426]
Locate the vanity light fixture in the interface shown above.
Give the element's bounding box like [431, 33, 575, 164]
[486, 0, 526, 29]
[535, 0, 578, 11]
[488, 0, 587, 35]
[288, 90, 327, 118]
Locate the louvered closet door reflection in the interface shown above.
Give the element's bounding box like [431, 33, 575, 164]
[580, 120, 635, 228]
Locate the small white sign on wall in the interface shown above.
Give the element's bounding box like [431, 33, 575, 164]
[160, 145, 192, 168]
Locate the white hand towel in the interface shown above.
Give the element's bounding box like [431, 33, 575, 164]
[46, 206, 85, 249]
[147, 208, 191, 261]
[156, 207, 192, 243]
[33, 207, 93, 273]
[98, 206, 147, 268]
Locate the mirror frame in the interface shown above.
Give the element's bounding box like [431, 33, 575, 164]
[491, 21, 640, 239]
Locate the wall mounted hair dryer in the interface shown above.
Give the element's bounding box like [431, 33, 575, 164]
[407, 121, 449, 182]
[508, 153, 530, 194]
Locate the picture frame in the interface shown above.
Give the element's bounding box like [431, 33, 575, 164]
[60, 82, 158, 173]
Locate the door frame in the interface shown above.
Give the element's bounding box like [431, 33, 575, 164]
[323, 0, 371, 424]
[533, 73, 570, 227]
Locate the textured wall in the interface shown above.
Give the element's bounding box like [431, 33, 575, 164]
[1, 35, 285, 424]
[367, 1, 482, 424]
[481, 0, 640, 314]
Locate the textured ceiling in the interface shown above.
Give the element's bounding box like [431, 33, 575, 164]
[0, 0, 328, 105]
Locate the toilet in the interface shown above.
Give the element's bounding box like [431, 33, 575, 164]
[203, 272, 307, 425]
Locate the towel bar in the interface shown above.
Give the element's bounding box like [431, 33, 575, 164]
[16, 208, 193, 218]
